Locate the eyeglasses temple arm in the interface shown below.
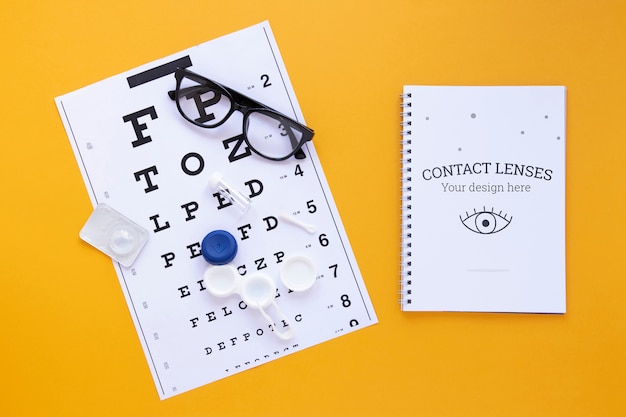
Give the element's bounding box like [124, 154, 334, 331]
[276, 114, 314, 160]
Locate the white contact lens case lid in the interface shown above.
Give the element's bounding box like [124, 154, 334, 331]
[280, 255, 316, 292]
[79, 203, 149, 267]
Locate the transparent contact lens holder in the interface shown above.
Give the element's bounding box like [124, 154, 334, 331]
[80, 203, 149, 267]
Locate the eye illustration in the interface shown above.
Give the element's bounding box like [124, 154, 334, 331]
[460, 207, 512, 235]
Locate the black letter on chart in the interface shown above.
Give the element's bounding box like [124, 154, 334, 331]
[244, 179, 264, 198]
[186, 242, 202, 259]
[161, 252, 175, 268]
[223, 134, 252, 162]
[213, 191, 233, 210]
[262, 216, 278, 231]
[134, 166, 159, 193]
[122, 106, 158, 148]
[238, 224, 252, 240]
[181, 152, 205, 176]
[178, 286, 191, 298]
[181, 201, 199, 221]
[149, 214, 170, 233]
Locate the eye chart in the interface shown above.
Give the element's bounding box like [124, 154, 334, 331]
[56, 21, 377, 399]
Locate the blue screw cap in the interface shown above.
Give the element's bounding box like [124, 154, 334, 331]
[201, 230, 238, 265]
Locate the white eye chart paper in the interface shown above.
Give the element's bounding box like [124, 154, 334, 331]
[56, 21, 377, 399]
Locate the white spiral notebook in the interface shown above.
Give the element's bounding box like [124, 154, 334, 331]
[400, 86, 566, 313]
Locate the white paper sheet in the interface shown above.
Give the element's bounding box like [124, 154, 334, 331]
[56, 21, 377, 399]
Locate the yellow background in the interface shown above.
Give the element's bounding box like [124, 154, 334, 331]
[2, 0, 625, 416]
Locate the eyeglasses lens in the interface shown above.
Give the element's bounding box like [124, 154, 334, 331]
[177, 76, 233, 127]
[245, 110, 305, 160]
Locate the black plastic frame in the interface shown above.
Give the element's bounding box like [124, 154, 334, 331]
[168, 68, 314, 161]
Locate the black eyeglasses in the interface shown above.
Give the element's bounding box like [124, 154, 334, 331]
[168, 68, 314, 161]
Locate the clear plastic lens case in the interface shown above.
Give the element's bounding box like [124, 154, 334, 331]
[79, 203, 149, 267]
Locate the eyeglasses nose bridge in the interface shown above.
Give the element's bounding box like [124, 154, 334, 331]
[232, 101, 250, 114]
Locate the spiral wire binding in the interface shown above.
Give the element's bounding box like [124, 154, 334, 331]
[399, 92, 413, 308]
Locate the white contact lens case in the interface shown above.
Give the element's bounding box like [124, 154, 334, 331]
[203, 265, 294, 340]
